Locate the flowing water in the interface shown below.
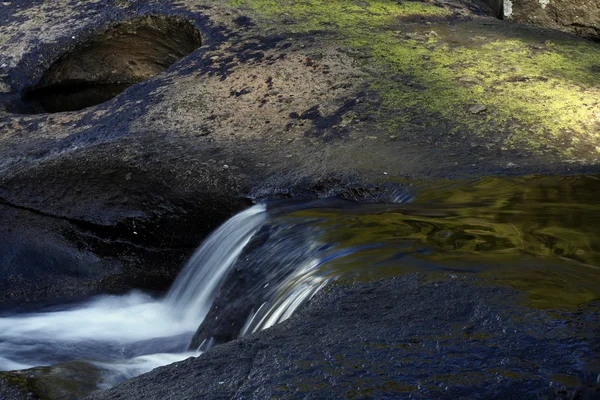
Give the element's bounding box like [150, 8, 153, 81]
[0, 175, 599, 398]
[0, 204, 267, 392]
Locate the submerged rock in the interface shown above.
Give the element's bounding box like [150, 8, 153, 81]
[1, 362, 103, 400]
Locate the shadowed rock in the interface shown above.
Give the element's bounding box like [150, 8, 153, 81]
[21, 15, 202, 113]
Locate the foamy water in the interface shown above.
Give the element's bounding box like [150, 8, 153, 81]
[0, 292, 199, 371]
[0, 205, 269, 386]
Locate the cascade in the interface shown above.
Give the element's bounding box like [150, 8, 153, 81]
[0, 204, 270, 382]
[1, 175, 600, 399]
[0, 201, 352, 386]
[165, 204, 268, 323]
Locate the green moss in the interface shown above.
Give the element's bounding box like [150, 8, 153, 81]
[364, 25, 600, 157]
[1, 372, 31, 391]
[229, 0, 449, 32]
[227, 0, 600, 158]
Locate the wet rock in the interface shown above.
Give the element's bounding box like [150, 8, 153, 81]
[0, 0, 600, 304]
[1, 362, 104, 400]
[86, 275, 600, 400]
[20, 15, 202, 114]
[480, 0, 503, 17]
[0, 374, 40, 400]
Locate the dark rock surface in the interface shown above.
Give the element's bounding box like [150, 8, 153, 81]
[0, 376, 39, 400]
[0, 153, 252, 303]
[86, 275, 600, 400]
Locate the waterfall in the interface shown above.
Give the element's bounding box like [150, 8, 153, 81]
[165, 204, 267, 323]
[236, 244, 381, 337]
[187, 203, 386, 350]
[0, 204, 268, 382]
[1, 177, 599, 398]
[0, 198, 402, 389]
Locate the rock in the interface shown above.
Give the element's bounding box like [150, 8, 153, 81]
[458, 76, 481, 85]
[339, 111, 358, 126]
[317, 99, 345, 117]
[0, 0, 599, 303]
[0, 1, 597, 398]
[468, 104, 487, 114]
[481, 0, 503, 17]
[265, 88, 281, 96]
[1, 362, 104, 400]
[0, 374, 40, 400]
[85, 275, 600, 400]
[504, 0, 600, 41]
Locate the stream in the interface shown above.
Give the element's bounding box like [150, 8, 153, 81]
[0, 175, 599, 398]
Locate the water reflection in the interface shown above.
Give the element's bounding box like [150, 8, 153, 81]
[278, 175, 600, 309]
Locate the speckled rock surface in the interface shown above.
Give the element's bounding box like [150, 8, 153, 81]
[1, 3, 599, 399]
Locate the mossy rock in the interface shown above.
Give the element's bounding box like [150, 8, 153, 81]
[0, 361, 105, 400]
[0, 372, 43, 400]
[504, 0, 600, 41]
[224, 0, 600, 161]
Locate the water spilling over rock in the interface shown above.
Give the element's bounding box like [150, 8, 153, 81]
[1, 176, 599, 399]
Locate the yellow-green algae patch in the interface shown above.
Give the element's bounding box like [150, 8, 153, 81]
[228, 0, 450, 32]
[228, 0, 600, 159]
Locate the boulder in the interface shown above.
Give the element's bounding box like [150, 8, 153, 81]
[1, 1, 600, 398]
[504, 0, 600, 41]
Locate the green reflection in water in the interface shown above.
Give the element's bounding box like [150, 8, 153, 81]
[278, 175, 600, 309]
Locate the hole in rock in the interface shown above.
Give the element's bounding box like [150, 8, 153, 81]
[21, 15, 202, 113]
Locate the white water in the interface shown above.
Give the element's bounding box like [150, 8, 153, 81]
[0, 204, 267, 387]
[239, 258, 329, 337]
[94, 351, 199, 389]
[0, 291, 199, 375]
[0, 200, 391, 395]
[166, 204, 268, 322]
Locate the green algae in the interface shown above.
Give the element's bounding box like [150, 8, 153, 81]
[227, 0, 600, 159]
[0, 361, 105, 400]
[229, 0, 450, 32]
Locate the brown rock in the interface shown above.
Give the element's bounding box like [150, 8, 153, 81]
[504, 0, 600, 41]
[468, 104, 487, 114]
